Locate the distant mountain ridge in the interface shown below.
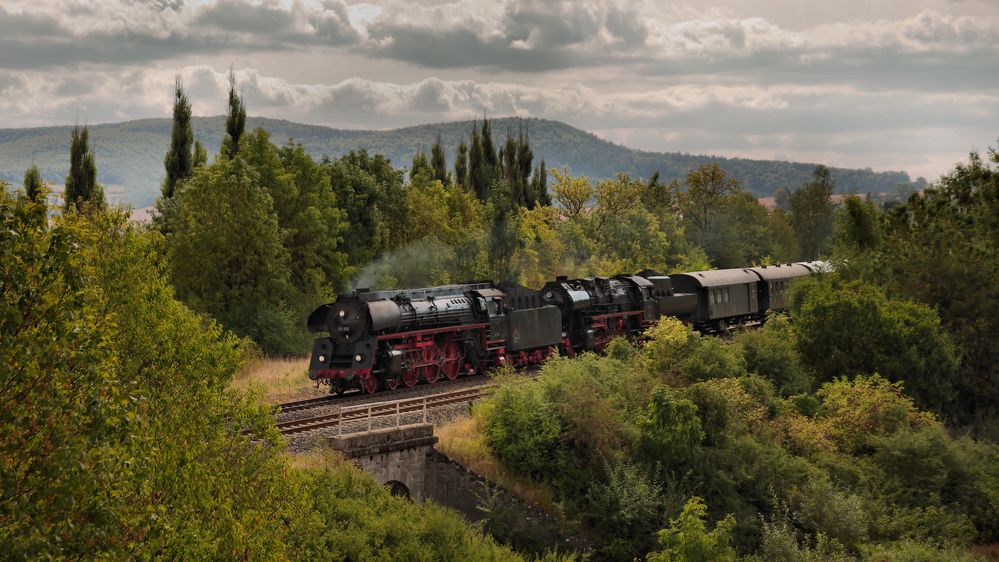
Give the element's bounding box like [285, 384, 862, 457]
[0, 116, 911, 208]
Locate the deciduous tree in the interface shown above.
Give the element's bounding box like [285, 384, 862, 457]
[550, 166, 593, 218]
[790, 165, 834, 260]
[166, 157, 300, 353]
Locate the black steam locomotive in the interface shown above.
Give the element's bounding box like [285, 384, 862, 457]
[307, 262, 829, 394]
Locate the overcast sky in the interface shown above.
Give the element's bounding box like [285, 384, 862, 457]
[1, 0, 997, 180]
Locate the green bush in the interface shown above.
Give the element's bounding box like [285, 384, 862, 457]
[737, 315, 812, 396]
[646, 497, 736, 562]
[0, 194, 524, 560]
[584, 459, 666, 561]
[859, 540, 984, 562]
[637, 386, 704, 468]
[793, 278, 958, 414]
[869, 426, 999, 542]
[681, 334, 748, 382]
[290, 460, 520, 561]
[789, 477, 869, 550]
[483, 383, 563, 479]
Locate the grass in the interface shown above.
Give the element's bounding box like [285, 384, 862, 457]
[284, 448, 349, 471]
[231, 356, 324, 404]
[436, 411, 556, 512]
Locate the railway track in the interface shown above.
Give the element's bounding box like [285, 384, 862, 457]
[271, 370, 505, 418]
[276, 386, 489, 436]
[273, 395, 340, 413]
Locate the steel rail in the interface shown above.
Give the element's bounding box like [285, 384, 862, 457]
[273, 395, 340, 413]
[277, 386, 491, 436]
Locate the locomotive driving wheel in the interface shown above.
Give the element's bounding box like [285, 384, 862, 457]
[361, 372, 378, 394]
[402, 358, 420, 387]
[440, 340, 463, 381]
[421, 344, 441, 384]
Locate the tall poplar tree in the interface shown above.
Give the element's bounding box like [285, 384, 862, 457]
[498, 123, 536, 208]
[221, 68, 246, 158]
[454, 138, 469, 191]
[193, 139, 208, 168]
[64, 125, 105, 212]
[469, 122, 489, 200]
[162, 75, 194, 198]
[23, 164, 43, 202]
[531, 159, 550, 207]
[481, 118, 498, 181]
[410, 149, 431, 182]
[516, 125, 534, 206]
[430, 133, 449, 185]
[500, 131, 519, 202]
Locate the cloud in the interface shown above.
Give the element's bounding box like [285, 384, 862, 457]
[0, 1, 994, 102]
[0, 1, 995, 181]
[0, 0, 358, 69]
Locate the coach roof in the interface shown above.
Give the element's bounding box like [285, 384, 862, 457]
[747, 263, 812, 281]
[671, 268, 760, 288]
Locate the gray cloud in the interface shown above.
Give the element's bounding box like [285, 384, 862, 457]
[0, 0, 358, 70]
[0, 0, 995, 182]
[1, 1, 995, 93]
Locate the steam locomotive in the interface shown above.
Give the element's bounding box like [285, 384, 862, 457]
[307, 262, 829, 394]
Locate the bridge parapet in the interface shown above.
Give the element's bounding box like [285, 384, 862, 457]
[329, 424, 437, 501]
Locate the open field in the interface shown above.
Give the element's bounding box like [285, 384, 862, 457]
[231, 356, 324, 404]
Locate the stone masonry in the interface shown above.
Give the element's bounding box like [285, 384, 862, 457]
[328, 424, 438, 501]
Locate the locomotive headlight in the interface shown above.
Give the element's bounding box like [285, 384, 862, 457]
[318, 355, 326, 363]
[354, 354, 363, 363]
[339, 310, 346, 318]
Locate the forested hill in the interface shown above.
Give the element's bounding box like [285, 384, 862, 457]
[0, 116, 910, 208]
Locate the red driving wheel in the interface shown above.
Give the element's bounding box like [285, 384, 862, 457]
[440, 340, 463, 381]
[421, 344, 440, 384]
[362, 373, 378, 394]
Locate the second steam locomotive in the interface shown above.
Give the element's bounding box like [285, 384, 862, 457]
[307, 263, 829, 394]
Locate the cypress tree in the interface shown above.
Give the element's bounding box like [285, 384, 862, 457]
[500, 131, 519, 204]
[163, 75, 194, 198]
[454, 138, 469, 191]
[481, 118, 498, 182]
[531, 159, 550, 207]
[410, 149, 431, 182]
[23, 164, 43, 202]
[469, 122, 488, 200]
[517, 124, 533, 205]
[221, 68, 246, 158]
[193, 139, 208, 168]
[64, 125, 105, 212]
[430, 133, 449, 185]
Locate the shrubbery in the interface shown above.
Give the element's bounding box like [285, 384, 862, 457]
[0, 191, 522, 560]
[475, 293, 999, 560]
